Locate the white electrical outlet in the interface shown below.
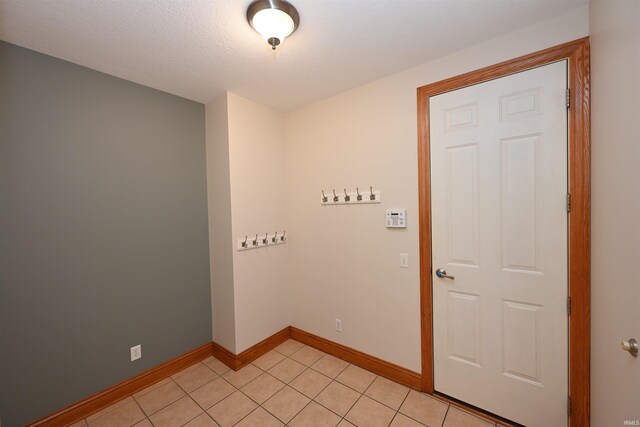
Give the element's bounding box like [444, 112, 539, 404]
[130, 344, 142, 362]
[400, 253, 409, 268]
[335, 319, 342, 332]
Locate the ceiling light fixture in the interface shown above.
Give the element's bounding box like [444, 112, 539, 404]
[247, 0, 300, 50]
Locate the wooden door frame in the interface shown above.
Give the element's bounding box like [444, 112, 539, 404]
[417, 37, 590, 427]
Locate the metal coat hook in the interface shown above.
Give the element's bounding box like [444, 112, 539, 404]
[622, 338, 638, 357]
[238, 231, 288, 251]
[319, 186, 380, 206]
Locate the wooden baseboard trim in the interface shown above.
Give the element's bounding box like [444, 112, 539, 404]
[212, 326, 292, 371]
[211, 341, 237, 370]
[289, 327, 422, 390]
[27, 326, 425, 426]
[26, 342, 213, 427]
[236, 327, 291, 369]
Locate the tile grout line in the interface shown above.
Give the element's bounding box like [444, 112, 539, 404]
[332, 389, 361, 426]
[360, 377, 412, 414]
[84, 395, 141, 426]
[288, 342, 408, 422]
[131, 398, 148, 427]
[175, 395, 207, 427]
[221, 365, 268, 426]
[287, 344, 396, 426]
[245, 356, 306, 425]
[238, 368, 284, 404]
[283, 399, 315, 426]
[305, 368, 344, 417]
[229, 405, 260, 426]
[135, 380, 210, 427]
[87, 344, 322, 427]
[152, 361, 223, 427]
[134, 377, 189, 420]
[288, 363, 336, 419]
[220, 352, 310, 426]
[440, 403, 451, 427]
[397, 391, 450, 427]
[261, 349, 347, 426]
[86, 341, 495, 427]
[308, 354, 350, 378]
[387, 384, 414, 427]
[268, 351, 325, 425]
[177, 388, 218, 426]
[306, 362, 357, 420]
[336, 369, 381, 426]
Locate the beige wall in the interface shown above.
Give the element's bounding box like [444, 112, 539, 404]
[205, 93, 236, 352]
[284, 6, 589, 372]
[206, 93, 290, 354]
[590, 1, 640, 425]
[227, 93, 291, 353]
[205, 3, 640, 424]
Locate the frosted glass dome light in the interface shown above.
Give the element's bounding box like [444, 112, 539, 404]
[247, 0, 300, 50]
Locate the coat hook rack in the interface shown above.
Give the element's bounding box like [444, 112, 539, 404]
[320, 187, 381, 205]
[237, 231, 288, 251]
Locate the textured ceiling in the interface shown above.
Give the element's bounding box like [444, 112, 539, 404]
[0, 0, 587, 111]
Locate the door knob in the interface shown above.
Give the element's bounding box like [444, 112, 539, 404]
[435, 268, 455, 280]
[622, 338, 638, 357]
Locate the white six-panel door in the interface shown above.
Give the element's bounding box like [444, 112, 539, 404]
[430, 61, 568, 427]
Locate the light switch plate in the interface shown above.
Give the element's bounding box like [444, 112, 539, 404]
[400, 253, 409, 268]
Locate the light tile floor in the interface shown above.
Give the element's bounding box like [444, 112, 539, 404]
[68, 339, 498, 427]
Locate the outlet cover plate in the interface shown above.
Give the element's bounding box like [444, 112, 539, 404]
[131, 344, 142, 361]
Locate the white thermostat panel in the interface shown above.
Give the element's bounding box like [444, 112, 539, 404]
[385, 209, 407, 228]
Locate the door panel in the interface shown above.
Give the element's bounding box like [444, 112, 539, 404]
[448, 290, 482, 367]
[500, 133, 543, 273]
[430, 61, 568, 427]
[447, 144, 479, 266]
[501, 300, 543, 385]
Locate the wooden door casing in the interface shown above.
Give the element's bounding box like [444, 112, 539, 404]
[417, 37, 590, 427]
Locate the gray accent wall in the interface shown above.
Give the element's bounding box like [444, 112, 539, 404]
[0, 42, 211, 426]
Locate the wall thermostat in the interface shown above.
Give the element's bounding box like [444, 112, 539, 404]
[385, 209, 406, 228]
